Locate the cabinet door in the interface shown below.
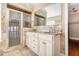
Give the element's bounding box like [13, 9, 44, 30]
[30, 43, 38, 54]
[26, 32, 31, 48]
[39, 39, 53, 56]
[39, 40, 47, 56]
[39, 34, 53, 56]
[54, 35, 60, 56]
[46, 41, 53, 56]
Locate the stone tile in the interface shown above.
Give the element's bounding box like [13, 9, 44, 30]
[2, 47, 37, 56]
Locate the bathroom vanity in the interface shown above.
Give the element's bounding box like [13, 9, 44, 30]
[26, 32, 61, 56]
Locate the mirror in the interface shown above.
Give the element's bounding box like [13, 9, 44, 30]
[34, 9, 47, 26]
[45, 4, 61, 26]
[23, 13, 31, 28]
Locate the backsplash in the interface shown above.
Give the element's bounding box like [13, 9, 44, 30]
[32, 25, 62, 34]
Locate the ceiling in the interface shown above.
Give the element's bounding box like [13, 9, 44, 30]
[19, 3, 61, 17]
[21, 3, 55, 11]
[69, 3, 79, 6]
[28, 3, 52, 8]
[30, 3, 61, 17]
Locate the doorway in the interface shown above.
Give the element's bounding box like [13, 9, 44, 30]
[68, 3, 79, 56]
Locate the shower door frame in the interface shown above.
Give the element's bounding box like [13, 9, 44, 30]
[7, 8, 23, 48]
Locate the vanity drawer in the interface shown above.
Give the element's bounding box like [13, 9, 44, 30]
[30, 44, 38, 54]
[31, 32, 38, 38]
[30, 38, 38, 44]
[39, 33, 53, 42]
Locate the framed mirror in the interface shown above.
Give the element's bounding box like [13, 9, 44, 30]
[23, 13, 31, 28]
[34, 9, 47, 26]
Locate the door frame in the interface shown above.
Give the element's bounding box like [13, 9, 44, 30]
[62, 3, 68, 56]
[64, 3, 68, 56]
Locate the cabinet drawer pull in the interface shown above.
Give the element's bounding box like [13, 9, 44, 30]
[33, 40, 35, 41]
[33, 35, 35, 37]
[42, 42, 46, 44]
[33, 47, 35, 48]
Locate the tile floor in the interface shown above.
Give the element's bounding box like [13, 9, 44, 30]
[1, 46, 37, 56]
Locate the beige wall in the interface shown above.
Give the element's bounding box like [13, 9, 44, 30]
[0, 3, 8, 50]
[69, 13, 79, 38]
[0, 4, 1, 42]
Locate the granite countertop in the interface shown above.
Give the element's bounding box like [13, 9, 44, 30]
[27, 31, 62, 35]
[23, 28, 62, 35]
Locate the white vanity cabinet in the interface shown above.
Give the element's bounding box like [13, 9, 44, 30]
[26, 32, 60, 56]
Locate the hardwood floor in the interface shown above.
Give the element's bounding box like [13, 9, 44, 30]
[69, 39, 79, 56]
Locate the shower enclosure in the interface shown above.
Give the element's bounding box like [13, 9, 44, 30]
[8, 9, 21, 47]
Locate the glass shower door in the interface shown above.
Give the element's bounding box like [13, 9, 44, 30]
[9, 9, 21, 47]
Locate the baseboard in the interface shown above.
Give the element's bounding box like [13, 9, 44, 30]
[70, 37, 79, 40]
